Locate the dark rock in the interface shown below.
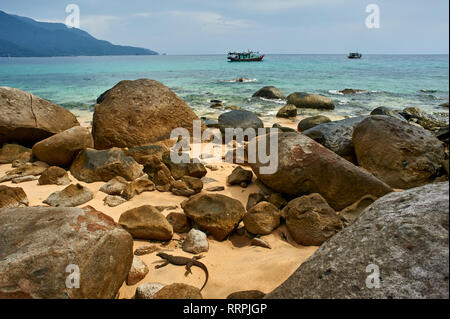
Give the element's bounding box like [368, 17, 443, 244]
[297, 115, 331, 132]
[206, 186, 225, 192]
[182, 193, 246, 241]
[370, 107, 406, 122]
[38, 166, 71, 186]
[268, 193, 288, 209]
[276, 104, 297, 118]
[246, 193, 266, 210]
[253, 86, 285, 100]
[70, 148, 144, 183]
[339, 88, 367, 95]
[249, 132, 392, 211]
[162, 151, 207, 180]
[227, 290, 266, 299]
[353, 115, 445, 189]
[125, 144, 169, 164]
[218, 110, 264, 136]
[0, 206, 133, 299]
[272, 123, 297, 133]
[166, 212, 191, 233]
[227, 166, 253, 186]
[286, 92, 334, 110]
[266, 182, 449, 299]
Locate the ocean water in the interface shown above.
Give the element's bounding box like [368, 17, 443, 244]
[0, 54, 448, 121]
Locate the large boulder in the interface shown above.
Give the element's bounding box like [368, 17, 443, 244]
[283, 194, 343, 246]
[0, 185, 28, 209]
[286, 93, 334, 110]
[70, 148, 144, 183]
[92, 79, 203, 149]
[297, 115, 331, 132]
[353, 116, 445, 189]
[118, 205, 173, 240]
[182, 193, 246, 241]
[249, 132, 392, 211]
[0, 206, 133, 299]
[0, 87, 79, 146]
[302, 116, 366, 162]
[266, 182, 449, 299]
[32, 126, 93, 167]
[252, 86, 285, 100]
[218, 110, 264, 136]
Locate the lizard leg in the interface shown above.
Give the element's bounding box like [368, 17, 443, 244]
[155, 261, 169, 269]
[185, 262, 193, 276]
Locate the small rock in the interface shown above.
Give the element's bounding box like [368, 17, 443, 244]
[12, 175, 39, 184]
[297, 115, 331, 132]
[244, 202, 281, 235]
[268, 193, 288, 209]
[153, 283, 203, 299]
[44, 184, 93, 207]
[253, 86, 285, 100]
[227, 290, 266, 299]
[122, 177, 155, 200]
[183, 229, 209, 254]
[103, 195, 127, 207]
[38, 166, 71, 186]
[276, 104, 297, 118]
[99, 177, 128, 195]
[134, 244, 160, 256]
[166, 212, 191, 233]
[227, 166, 253, 186]
[250, 237, 272, 249]
[287, 92, 334, 110]
[339, 195, 376, 226]
[127, 256, 149, 286]
[206, 186, 225, 192]
[0, 185, 28, 208]
[205, 164, 219, 171]
[135, 283, 165, 299]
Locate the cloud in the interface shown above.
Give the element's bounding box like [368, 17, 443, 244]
[231, 0, 350, 12]
[80, 15, 122, 38]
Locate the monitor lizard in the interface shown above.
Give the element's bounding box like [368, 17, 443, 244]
[155, 252, 209, 291]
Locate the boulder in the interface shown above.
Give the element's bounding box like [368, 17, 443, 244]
[182, 193, 246, 241]
[302, 116, 366, 162]
[125, 144, 169, 164]
[0, 87, 80, 146]
[227, 166, 253, 186]
[44, 184, 93, 207]
[162, 151, 207, 180]
[0, 185, 28, 209]
[353, 116, 445, 189]
[0, 206, 133, 299]
[0, 144, 32, 164]
[70, 148, 144, 183]
[286, 92, 334, 110]
[243, 201, 281, 235]
[183, 229, 209, 254]
[166, 212, 191, 233]
[401, 107, 448, 130]
[249, 132, 392, 211]
[440, 102, 449, 108]
[252, 86, 285, 100]
[92, 79, 203, 149]
[276, 105, 297, 118]
[135, 283, 165, 299]
[283, 193, 343, 246]
[266, 182, 449, 299]
[218, 110, 264, 136]
[153, 283, 202, 299]
[171, 180, 196, 197]
[370, 107, 406, 122]
[38, 166, 71, 186]
[103, 195, 127, 207]
[297, 115, 331, 132]
[32, 126, 93, 167]
[339, 88, 367, 95]
[119, 205, 173, 240]
[127, 256, 149, 286]
[272, 123, 297, 133]
[99, 177, 129, 195]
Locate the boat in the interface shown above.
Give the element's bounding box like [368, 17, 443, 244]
[227, 51, 264, 62]
[348, 52, 362, 59]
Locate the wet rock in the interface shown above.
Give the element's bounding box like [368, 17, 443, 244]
[218, 110, 264, 136]
[103, 195, 127, 207]
[135, 283, 165, 299]
[182, 193, 246, 241]
[339, 88, 367, 95]
[127, 256, 149, 286]
[353, 115, 445, 189]
[44, 184, 93, 207]
[283, 193, 343, 246]
[32, 126, 93, 167]
[276, 104, 297, 118]
[227, 166, 253, 186]
[70, 148, 144, 183]
[244, 202, 281, 235]
[370, 107, 406, 122]
[166, 212, 191, 233]
[302, 116, 366, 162]
[249, 132, 392, 211]
[183, 229, 209, 254]
[0, 185, 28, 208]
[119, 205, 173, 240]
[0, 87, 79, 146]
[272, 123, 297, 133]
[287, 92, 334, 110]
[0, 206, 133, 299]
[92, 79, 204, 149]
[253, 86, 285, 100]
[38, 166, 71, 186]
[153, 283, 202, 299]
[297, 115, 331, 132]
[0, 144, 32, 164]
[266, 182, 449, 299]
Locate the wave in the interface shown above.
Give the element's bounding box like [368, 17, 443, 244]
[223, 78, 258, 83]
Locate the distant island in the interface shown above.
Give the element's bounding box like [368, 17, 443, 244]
[0, 10, 158, 57]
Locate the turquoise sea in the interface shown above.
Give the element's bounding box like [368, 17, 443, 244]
[0, 54, 448, 120]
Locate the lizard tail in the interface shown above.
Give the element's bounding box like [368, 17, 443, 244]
[200, 268, 208, 291]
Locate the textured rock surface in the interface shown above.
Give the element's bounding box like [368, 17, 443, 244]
[353, 116, 445, 189]
[119, 205, 173, 240]
[38, 166, 71, 186]
[103, 195, 127, 207]
[166, 212, 191, 233]
[266, 182, 449, 299]
[32, 126, 93, 167]
[122, 177, 155, 200]
[183, 229, 209, 254]
[243, 201, 281, 235]
[0, 185, 28, 208]
[276, 104, 297, 118]
[227, 166, 253, 186]
[0, 87, 79, 146]
[153, 283, 203, 299]
[70, 148, 144, 183]
[286, 92, 334, 110]
[249, 132, 392, 211]
[182, 193, 246, 241]
[99, 177, 129, 195]
[44, 184, 93, 207]
[297, 115, 331, 132]
[127, 256, 149, 286]
[283, 193, 343, 246]
[0, 144, 32, 164]
[218, 110, 264, 136]
[0, 206, 133, 299]
[227, 290, 266, 299]
[135, 283, 165, 299]
[92, 79, 203, 149]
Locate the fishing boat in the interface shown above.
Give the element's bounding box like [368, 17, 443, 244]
[348, 52, 362, 59]
[227, 51, 264, 62]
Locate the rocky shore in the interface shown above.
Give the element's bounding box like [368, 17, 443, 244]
[0, 80, 448, 299]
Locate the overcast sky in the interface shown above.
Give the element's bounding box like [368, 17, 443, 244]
[2, 0, 449, 54]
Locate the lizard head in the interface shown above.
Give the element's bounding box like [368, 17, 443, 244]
[157, 252, 169, 259]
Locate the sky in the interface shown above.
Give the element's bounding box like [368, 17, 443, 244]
[1, 0, 449, 54]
